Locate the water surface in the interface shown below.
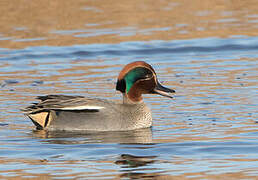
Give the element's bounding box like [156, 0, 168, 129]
[0, 0, 258, 179]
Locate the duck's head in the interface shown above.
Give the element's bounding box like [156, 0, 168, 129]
[116, 61, 175, 103]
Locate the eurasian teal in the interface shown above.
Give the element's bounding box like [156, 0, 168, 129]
[23, 61, 175, 131]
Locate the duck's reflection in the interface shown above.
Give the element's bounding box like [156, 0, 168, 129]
[116, 154, 157, 168]
[31, 128, 153, 144]
[116, 154, 162, 179]
[29, 129, 166, 179]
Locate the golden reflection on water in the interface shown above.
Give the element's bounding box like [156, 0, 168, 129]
[1, 156, 257, 180]
[1, 0, 258, 48]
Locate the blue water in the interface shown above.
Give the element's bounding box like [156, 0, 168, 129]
[0, 36, 258, 179]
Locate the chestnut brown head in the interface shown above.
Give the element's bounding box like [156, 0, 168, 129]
[116, 61, 175, 103]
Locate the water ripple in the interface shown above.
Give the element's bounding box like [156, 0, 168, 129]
[1, 37, 258, 62]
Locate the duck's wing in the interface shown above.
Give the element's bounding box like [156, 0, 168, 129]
[22, 94, 107, 129]
[23, 95, 105, 114]
[36, 94, 84, 101]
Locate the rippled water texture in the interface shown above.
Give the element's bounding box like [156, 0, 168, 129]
[0, 0, 258, 179]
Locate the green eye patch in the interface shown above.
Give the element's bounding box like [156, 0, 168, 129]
[124, 67, 152, 93]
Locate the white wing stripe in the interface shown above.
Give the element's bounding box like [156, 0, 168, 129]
[60, 106, 104, 110]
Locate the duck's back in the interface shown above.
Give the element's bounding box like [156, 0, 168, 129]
[23, 95, 152, 131]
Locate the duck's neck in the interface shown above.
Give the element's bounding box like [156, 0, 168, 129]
[122, 93, 143, 105]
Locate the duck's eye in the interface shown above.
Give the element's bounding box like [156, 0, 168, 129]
[144, 73, 152, 79]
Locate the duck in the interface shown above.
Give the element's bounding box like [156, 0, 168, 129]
[23, 61, 175, 131]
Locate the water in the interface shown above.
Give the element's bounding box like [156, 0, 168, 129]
[0, 1, 258, 179]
